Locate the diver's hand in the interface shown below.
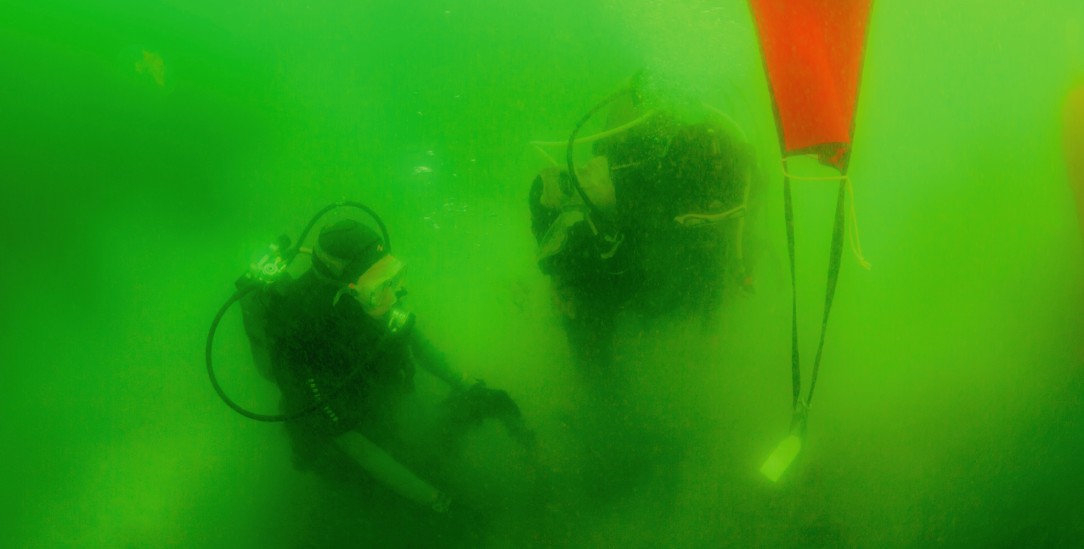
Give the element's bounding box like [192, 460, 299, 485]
[425, 490, 488, 543]
[460, 381, 520, 421]
[445, 382, 535, 448]
[430, 491, 452, 514]
[443, 381, 517, 426]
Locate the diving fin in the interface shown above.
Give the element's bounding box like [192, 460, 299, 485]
[759, 400, 809, 483]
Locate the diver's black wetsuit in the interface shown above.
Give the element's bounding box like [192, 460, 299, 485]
[261, 269, 519, 546]
[261, 269, 433, 507]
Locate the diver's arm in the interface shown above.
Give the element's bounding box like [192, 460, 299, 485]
[335, 430, 445, 509]
[407, 327, 471, 392]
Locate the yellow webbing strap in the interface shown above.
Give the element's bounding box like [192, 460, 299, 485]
[780, 159, 871, 270]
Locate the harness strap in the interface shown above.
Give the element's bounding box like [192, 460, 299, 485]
[807, 179, 847, 406]
[783, 172, 801, 409]
[783, 161, 851, 416]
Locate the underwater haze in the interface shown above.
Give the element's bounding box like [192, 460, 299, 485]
[2, 0, 1083, 547]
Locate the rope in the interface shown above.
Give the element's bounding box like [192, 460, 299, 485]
[780, 159, 871, 270]
[845, 181, 870, 270]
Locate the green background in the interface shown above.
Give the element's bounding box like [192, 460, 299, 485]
[2, 0, 1082, 546]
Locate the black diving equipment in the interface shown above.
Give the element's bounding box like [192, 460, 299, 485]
[384, 304, 414, 336]
[441, 381, 536, 450]
[205, 200, 401, 422]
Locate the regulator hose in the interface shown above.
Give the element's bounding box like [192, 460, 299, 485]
[565, 87, 629, 242]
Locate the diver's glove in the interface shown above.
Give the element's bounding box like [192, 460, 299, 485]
[444, 381, 535, 448]
[430, 491, 452, 514]
[447, 381, 518, 424]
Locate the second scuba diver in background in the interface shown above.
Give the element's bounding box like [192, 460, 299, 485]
[529, 73, 759, 379]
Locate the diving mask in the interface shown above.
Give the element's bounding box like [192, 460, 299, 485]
[350, 254, 407, 318]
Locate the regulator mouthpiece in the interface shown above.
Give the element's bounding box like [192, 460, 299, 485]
[385, 306, 414, 336]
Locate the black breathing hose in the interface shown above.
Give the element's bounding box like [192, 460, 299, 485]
[565, 88, 628, 239]
[292, 201, 391, 259]
[204, 287, 327, 422]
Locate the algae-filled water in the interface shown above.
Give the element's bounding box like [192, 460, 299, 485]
[3, 1, 1083, 547]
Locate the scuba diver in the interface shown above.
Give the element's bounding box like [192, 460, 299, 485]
[206, 203, 527, 542]
[529, 74, 759, 376]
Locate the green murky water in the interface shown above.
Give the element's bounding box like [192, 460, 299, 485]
[3, 1, 1082, 547]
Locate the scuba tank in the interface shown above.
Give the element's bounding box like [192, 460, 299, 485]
[237, 235, 290, 382]
[205, 201, 402, 422]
